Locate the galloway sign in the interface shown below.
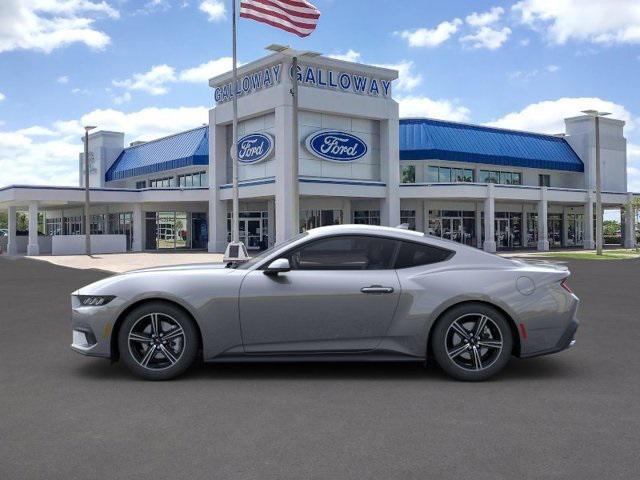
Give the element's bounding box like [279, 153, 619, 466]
[292, 64, 392, 99]
[214, 64, 282, 104]
[234, 133, 275, 164]
[305, 131, 368, 163]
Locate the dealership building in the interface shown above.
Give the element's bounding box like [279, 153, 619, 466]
[0, 53, 637, 256]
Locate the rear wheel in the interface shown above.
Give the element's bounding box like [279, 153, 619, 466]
[431, 303, 513, 381]
[118, 302, 199, 380]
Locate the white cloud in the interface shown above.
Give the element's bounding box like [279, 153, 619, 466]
[57, 75, 69, 84]
[520, 38, 531, 46]
[546, 64, 560, 72]
[113, 64, 177, 95]
[0, 0, 119, 54]
[396, 19, 463, 48]
[328, 50, 362, 63]
[398, 96, 471, 122]
[486, 97, 635, 134]
[179, 56, 234, 82]
[513, 0, 640, 45]
[113, 91, 132, 105]
[199, 0, 226, 22]
[508, 64, 560, 81]
[0, 92, 5, 102]
[466, 7, 504, 27]
[0, 106, 209, 187]
[461, 26, 511, 50]
[373, 60, 422, 93]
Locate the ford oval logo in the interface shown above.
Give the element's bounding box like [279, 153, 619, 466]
[234, 133, 274, 164]
[305, 130, 368, 162]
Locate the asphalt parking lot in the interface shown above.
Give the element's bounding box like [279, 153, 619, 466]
[1, 256, 639, 480]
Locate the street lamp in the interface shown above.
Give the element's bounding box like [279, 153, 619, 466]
[83, 125, 96, 255]
[581, 110, 610, 255]
[266, 44, 321, 237]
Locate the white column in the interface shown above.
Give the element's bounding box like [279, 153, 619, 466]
[475, 202, 483, 249]
[132, 204, 143, 252]
[562, 207, 570, 247]
[624, 193, 636, 248]
[380, 118, 401, 227]
[267, 198, 276, 247]
[583, 195, 595, 249]
[7, 206, 18, 255]
[208, 117, 230, 253]
[275, 104, 296, 243]
[343, 198, 352, 224]
[483, 185, 496, 253]
[422, 200, 429, 234]
[537, 187, 550, 251]
[27, 203, 40, 256]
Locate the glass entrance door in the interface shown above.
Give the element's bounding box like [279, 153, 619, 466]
[496, 218, 512, 249]
[442, 218, 463, 242]
[241, 219, 263, 250]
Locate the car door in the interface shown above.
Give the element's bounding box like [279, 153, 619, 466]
[239, 235, 401, 353]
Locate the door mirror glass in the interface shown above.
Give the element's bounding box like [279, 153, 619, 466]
[264, 258, 291, 274]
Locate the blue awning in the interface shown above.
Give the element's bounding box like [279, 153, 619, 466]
[399, 118, 584, 172]
[105, 126, 209, 181]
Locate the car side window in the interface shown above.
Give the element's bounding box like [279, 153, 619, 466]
[394, 241, 453, 268]
[286, 235, 398, 270]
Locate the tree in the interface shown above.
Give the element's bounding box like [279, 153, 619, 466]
[0, 211, 6, 230]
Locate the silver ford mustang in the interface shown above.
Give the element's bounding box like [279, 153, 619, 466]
[71, 225, 579, 381]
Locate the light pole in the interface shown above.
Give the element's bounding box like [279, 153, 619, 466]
[83, 125, 96, 255]
[266, 44, 320, 237]
[582, 110, 610, 256]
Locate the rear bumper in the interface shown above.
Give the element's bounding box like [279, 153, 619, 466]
[519, 298, 579, 358]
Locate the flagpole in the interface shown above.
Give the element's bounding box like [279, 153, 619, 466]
[231, 0, 240, 245]
[291, 55, 300, 236]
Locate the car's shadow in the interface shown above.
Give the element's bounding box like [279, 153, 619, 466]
[72, 355, 579, 383]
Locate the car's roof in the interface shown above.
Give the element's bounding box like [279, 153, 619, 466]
[306, 224, 427, 240]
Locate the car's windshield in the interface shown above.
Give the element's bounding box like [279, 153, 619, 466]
[232, 232, 308, 270]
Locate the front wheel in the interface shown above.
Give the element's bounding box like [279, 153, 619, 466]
[431, 303, 513, 381]
[118, 302, 199, 380]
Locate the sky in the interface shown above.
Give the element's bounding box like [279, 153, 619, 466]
[1, 0, 639, 197]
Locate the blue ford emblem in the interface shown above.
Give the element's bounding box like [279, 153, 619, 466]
[235, 133, 274, 164]
[305, 131, 368, 162]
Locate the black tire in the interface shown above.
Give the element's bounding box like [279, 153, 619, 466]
[431, 303, 513, 381]
[118, 301, 199, 380]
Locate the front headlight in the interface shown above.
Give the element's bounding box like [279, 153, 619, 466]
[76, 295, 115, 306]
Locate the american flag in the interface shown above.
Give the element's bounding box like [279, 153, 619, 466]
[240, 0, 321, 38]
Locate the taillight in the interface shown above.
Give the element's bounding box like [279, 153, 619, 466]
[560, 278, 573, 294]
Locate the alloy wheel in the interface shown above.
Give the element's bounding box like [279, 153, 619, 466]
[127, 313, 186, 370]
[445, 313, 504, 371]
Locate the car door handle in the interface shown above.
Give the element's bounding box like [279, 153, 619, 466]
[360, 286, 395, 294]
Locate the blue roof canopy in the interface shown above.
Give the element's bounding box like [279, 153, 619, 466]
[399, 118, 584, 172]
[105, 126, 209, 182]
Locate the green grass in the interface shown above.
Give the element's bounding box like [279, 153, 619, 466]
[538, 249, 640, 260]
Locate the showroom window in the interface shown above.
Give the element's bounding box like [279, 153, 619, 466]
[353, 210, 380, 225]
[135, 180, 147, 189]
[539, 174, 551, 187]
[394, 241, 453, 269]
[401, 165, 416, 183]
[286, 235, 398, 270]
[178, 171, 208, 188]
[479, 170, 522, 185]
[427, 166, 473, 183]
[400, 210, 416, 230]
[149, 177, 175, 188]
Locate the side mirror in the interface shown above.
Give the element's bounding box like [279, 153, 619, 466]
[264, 258, 291, 275]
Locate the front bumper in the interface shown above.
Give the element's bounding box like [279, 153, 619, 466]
[70, 296, 123, 359]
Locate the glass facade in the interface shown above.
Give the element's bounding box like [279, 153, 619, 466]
[353, 210, 380, 225]
[401, 165, 415, 184]
[566, 213, 584, 247]
[427, 166, 473, 183]
[108, 212, 134, 250]
[300, 209, 343, 232]
[149, 177, 175, 188]
[145, 211, 208, 250]
[479, 170, 522, 185]
[429, 210, 475, 246]
[400, 210, 416, 230]
[547, 213, 563, 247]
[178, 171, 208, 188]
[226, 211, 268, 250]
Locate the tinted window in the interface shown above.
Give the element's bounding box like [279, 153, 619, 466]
[395, 241, 453, 268]
[287, 235, 398, 270]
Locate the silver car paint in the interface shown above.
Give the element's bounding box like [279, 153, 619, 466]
[71, 225, 579, 362]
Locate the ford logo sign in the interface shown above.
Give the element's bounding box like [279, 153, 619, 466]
[234, 133, 274, 164]
[305, 131, 367, 162]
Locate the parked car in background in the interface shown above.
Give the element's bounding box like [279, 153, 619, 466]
[70, 225, 580, 381]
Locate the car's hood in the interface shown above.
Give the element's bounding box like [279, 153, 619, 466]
[123, 262, 228, 274]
